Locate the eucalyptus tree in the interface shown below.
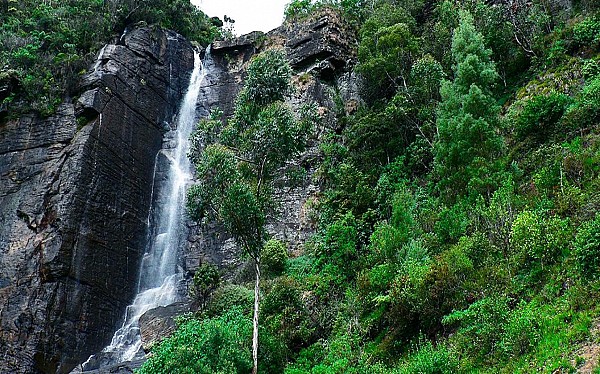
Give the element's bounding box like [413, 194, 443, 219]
[187, 49, 313, 374]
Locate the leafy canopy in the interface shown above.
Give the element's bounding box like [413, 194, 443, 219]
[187, 49, 313, 257]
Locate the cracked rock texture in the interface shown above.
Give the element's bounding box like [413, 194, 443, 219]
[0, 26, 194, 373]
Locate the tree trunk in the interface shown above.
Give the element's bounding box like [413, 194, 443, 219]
[252, 256, 260, 374]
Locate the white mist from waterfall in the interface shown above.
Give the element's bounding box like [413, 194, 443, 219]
[93, 51, 206, 366]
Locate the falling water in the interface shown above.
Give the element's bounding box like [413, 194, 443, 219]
[81, 51, 206, 370]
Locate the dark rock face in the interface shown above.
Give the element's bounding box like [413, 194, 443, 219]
[284, 8, 356, 79]
[138, 302, 189, 352]
[0, 26, 194, 373]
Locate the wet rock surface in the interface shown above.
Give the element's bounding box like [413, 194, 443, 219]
[0, 26, 194, 373]
[138, 302, 190, 352]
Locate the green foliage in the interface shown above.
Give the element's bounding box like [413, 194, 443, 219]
[207, 284, 254, 317]
[434, 11, 504, 200]
[191, 262, 220, 307]
[284, 0, 369, 24]
[510, 210, 572, 269]
[262, 239, 288, 276]
[443, 296, 509, 361]
[314, 212, 359, 286]
[573, 15, 600, 50]
[284, 0, 315, 20]
[137, 308, 253, 374]
[187, 49, 311, 259]
[435, 203, 469, 245]
[131, 3, 600, 373]
[0, 0, 221, 116]
[187, 48, 314, 373]
[356, 4, 419, 102]
[262, 276, 316, 353]
[396, 339, 458, 374]
[239, 49, 292, 106]
[515, 93, 572, 141]
[575, 214, 600, 277]
[563, 75, 600, 130]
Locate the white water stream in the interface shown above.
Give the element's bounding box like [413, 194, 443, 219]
[81, 51, 206, 369]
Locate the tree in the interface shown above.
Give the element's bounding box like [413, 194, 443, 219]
[187, 49, 313, 374]
[433, 10, 504, 201]
[356, 3, 420, 102]
[191, 262, 220, 310]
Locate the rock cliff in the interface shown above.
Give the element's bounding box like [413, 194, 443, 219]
[0, 8, 359, 372]
[0, 26, 194, 373]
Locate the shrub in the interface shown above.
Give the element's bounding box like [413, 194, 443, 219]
[262, 277, 315, 352]
[284, 0, 314, 20]
[563, 75, 600, 130]
[498, 301, 540, 358]
[262, 239, 288, 276]
[573, 15, 600, 50]
[574, 214, 600, 277]
[314, 212, 359, 285]
[442, 296, 509, 360]
[238, 49, 292, 106]
[206, 284, 254, 317]
[510, 210, 572, 270]
[434, 203, 469, 245]
[137, 308, 253, 374]
[515, 93, 571, 141]
[398, 339, 459, 374]
[191, 262, 220, 307]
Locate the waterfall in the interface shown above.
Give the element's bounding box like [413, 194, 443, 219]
[80, 50, 206, 370]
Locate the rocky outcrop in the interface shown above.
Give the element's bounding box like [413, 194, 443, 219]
[0, 26, 194, 373]
[138, 302, 189, 352]
[283, 8, 356, 79]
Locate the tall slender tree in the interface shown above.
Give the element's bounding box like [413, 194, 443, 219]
[187, 49, 313, 374]
[434, 10, 504, 200]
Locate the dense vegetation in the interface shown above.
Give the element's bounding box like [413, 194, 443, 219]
[139, 0, 600, 372]
[0, 0, 221, 116]
[185, 49, 314, 374]
[14, 0, 599, 372]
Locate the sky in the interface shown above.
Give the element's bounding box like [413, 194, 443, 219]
[192, 0, 290, 36]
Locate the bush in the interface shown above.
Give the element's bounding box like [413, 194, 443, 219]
[434, 203, 469, 245]
[137, 308, 253, 374]
[191, 262, 220, 307]
[262, 277, 315, 352]
[442, 296, 510, 360]
[573, 15, 600, 50]
[563, 75, 600, 130]
[314, 212, 359, 285]
[574, 214, 600, 277]
[284, 0, 315, 20]
[498, 301, 540, 358]
[206, 284, 254, 317]
[238, 49, 292, 106]
[510, 210, 572, 270]
[515, 93, 571, 141]
[397, 339, 458, 374]
[262, 239, 288, 276]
